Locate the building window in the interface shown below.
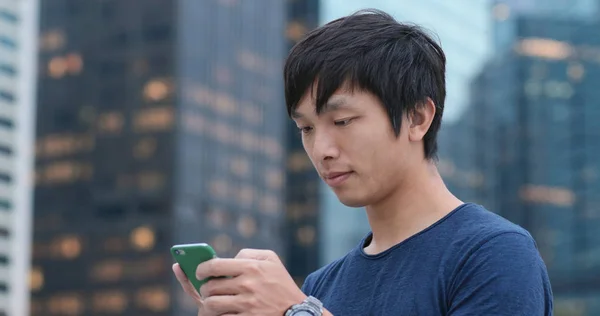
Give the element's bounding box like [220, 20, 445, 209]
[0, 172, 12, 183]
[0, 255, 8, 265]
[29, 267, 44, 291]
[0, 144, 12, 156]
[0, 64, 16, 77]
[0, 199, 12, 210]
[0, 227, 9, 238]
[133, 106, 174, 132]
[135, 286, 170, 312]
[0, 10, 19, 23]
[92, 290, 128, 313]
[0, 282, 8, 293]
[0, 90, 15, 103]
[0, 35, 16, 49]
[47, 293, 84, 315]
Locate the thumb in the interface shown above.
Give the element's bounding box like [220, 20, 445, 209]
[234, 248, 280, 262]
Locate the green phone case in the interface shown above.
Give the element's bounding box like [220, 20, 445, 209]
[170, 243, 218, 292]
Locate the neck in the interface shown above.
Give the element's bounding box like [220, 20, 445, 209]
[363, 160, 463, 255]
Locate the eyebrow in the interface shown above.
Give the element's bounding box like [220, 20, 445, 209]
[291, 97, 347, 119]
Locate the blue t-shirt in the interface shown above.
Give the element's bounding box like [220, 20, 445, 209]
[301, 203, 553, 315]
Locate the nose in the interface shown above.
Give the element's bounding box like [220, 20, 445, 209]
[312, 129, 340, 162]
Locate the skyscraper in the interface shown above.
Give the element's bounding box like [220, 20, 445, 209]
[471, 15, 600, 315]
[284, 0, 322, 287]
[0, 0, 39, 315]
[31, 0, 288, 315]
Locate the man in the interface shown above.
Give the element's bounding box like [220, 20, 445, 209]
[173, 9, 554, 315]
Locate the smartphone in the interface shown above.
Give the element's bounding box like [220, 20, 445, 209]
[171, 243, 218, 292]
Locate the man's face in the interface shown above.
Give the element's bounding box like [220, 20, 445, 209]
[292, 88, 421, 207]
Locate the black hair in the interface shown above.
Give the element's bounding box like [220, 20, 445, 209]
[283, 9, 446, 159]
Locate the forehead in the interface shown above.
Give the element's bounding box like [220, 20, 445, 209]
[293, 88, 376, 118]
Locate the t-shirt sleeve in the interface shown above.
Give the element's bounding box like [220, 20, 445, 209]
[300, 271, 318, 296]
[448, 232, 553, 316]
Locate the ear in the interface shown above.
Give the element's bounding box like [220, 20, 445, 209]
[408, 98, 436, 142]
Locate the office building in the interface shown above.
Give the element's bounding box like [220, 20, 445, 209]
[31, 0, 287, 315]
[0, 0, 39, 315]
[284, 0, 322, 286]
[471, 16, 600, 315]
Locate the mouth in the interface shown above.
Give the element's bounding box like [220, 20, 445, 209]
[323, 171, 353, 187]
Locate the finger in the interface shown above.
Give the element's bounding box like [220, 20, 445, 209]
[172, 263, 202, 301]
[235, 248, 280, 262]
[196, 258, 257, 281]
[202, 295, 243, 315]
[199, 277, 243, 298]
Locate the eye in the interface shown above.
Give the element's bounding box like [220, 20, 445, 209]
[298, 126, 313, 135]
[334, 118, 355, 126]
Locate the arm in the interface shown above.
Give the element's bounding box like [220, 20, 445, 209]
[448, 232, 553, 315]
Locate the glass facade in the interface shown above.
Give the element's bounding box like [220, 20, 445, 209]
[468, 16, 600, 316]
[284, 0, 322, 286]
[32, 0, 293, 315]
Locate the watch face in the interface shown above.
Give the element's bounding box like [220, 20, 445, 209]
[292, 311, 314, 316]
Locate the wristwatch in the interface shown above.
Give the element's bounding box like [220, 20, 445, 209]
[284, 296, 324, 316]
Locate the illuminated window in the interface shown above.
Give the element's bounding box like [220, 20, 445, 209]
[211, 234, 233, 253]
[130, 226, 156, 251]
[287, 151, 312, 172]
[90, 260, 123, 282]
[39, 133, 95, 158]
[40, 29, 66, 52]
[30, 299, 44, 314]
[286, 21, 308, 42]
[519, 185, 575, 207]
[134, 107, 174, 132]
[296, 226, 316, 246]
[143, 78, 171, 102]
[52, 235, 82, 259]
[98, 112, 124, 134]
[133, 138, 157, 159]
[92, 290, 128, 313]
[47, 293, 84, 315]
[265, 168, 283, 189]
[237, 50, 271, 75]
[237, 215, 257, 238]
[229, 157, 250, 177]
[135, 287, 170, 312]
[48, 57, 67, 78]
[212, 121, 236, 144]
[492, 3, 510, 21]
[29, 266, 44, 291]
[65, 53, 83, 74]
[517, 38, 573, 60]
[43, 161, 93, 184]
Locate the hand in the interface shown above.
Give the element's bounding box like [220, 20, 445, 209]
[173, 248, 307, 316]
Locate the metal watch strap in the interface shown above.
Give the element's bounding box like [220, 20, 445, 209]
[285, 296, 324, 316]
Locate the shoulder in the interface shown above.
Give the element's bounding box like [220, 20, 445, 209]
[301, 252, 352, 296]
[446, 203, 535, 251]
[444, 205, 553, 314]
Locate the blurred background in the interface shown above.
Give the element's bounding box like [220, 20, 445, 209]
[0, 0, 599, 315]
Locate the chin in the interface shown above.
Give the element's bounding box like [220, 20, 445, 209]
[335, 192, 369, 208]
